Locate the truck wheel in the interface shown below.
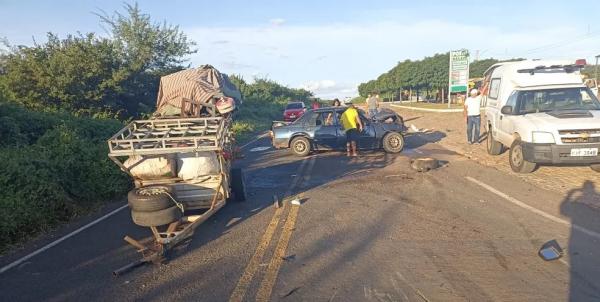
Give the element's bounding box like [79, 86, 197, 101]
[486, 128, 503, 155]
[383, 132, 405, 153]
[128, 186, 173, 212]
[509, 140, 536, 173]
[131, 206, 182, 227]
[290, 137, 311, 157]
[230, 168, 246, 202]
[591, 164, 600, 172]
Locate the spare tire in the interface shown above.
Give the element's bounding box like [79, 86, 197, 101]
[131, 206, 182, 227]
[128, 186, 173, 212]
[411, 158, 439, 172]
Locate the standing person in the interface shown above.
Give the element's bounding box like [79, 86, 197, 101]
[340, 101, 363, 157]
[367, 93, 379, 117]
[464, 89, 482, 144]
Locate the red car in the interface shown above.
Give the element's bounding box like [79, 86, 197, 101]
[283, 102, 307, 122]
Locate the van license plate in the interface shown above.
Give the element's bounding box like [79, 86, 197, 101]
[570, 148, 598, 157]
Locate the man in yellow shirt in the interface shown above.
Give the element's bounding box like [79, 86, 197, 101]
[340, 102, 363, 157]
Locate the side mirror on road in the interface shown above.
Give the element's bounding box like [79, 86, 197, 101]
[538, 239, 564, 261]
[501, 105, 513, 115]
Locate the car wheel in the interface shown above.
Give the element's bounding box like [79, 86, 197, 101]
[128, 185, 173, 212]
[486, 127, 503, 155]
[591, 164, 600, 172]
[509, 140, 536, 173]
[230, 168, 246, 202]
[131, 206, 182, 227]
[382, 132, 405, 153]
[290, 136, 311, 157]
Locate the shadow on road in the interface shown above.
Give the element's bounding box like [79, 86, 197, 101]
[404, 131, 446, 149]
[559, 180, 600, 301]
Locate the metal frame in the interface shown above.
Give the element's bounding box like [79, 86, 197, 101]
[111, 115, 235, 276]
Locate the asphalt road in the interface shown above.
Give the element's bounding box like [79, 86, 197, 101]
[1, 133, 599, 301]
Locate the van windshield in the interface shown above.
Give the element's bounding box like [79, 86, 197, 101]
[515, 87, 600, 114]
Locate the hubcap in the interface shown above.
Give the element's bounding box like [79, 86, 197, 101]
[294, 141, 306, 153]
[389, 136, 400, 148]
[512, 145, 523, 167]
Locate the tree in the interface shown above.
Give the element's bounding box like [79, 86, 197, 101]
[0, 2, 196, 118]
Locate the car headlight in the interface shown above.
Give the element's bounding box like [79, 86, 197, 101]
[532, 131, 555, 144]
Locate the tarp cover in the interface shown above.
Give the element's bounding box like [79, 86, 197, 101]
[156, 65, 242, 114]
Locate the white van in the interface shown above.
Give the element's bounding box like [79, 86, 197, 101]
[483, 60, 600, 173]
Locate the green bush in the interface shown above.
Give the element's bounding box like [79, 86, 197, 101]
[0, 103, 130, 252]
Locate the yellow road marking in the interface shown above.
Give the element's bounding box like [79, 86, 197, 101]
[229, 206, 284, 302]
[255, 204, 301, 302]
[229, 158, 309, 302]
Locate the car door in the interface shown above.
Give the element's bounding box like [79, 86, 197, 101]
[357, 114, 378, 149]
[313, 111, 339, 149]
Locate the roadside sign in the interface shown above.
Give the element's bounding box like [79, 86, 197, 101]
[448, 49, 470, 94]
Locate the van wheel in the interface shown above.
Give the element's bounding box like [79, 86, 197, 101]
[509, 140, 536, 173]
[290, 137, 311, 157]
[486, 128, 503, 155]
[383, 132, 405, 153]
[591, 164, 600, 172]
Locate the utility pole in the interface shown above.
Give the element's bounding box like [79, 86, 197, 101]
[595, 54, 600, 81]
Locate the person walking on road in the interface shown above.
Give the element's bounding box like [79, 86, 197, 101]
[340, 100, 363, 157]
[464, 89, 482, 144]
[367, 93, 379, 117]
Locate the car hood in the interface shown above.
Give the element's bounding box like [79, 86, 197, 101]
[523, 110, 600, 130]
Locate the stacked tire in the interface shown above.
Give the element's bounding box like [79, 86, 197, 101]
[128, 186, 182, 227]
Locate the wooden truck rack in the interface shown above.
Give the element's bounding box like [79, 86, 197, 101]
[108, 116, 237, 276]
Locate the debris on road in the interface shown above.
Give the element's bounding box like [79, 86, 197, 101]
[281, 254, 296, 261]
[274, 195, 282, 208]
[281, 286, 302, 298]
[291, 198, 302, 206]
[411, 158, 440, 172]
[539, 239, 564, 261]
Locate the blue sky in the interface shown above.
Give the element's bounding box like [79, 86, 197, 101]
[1, 0, 600, 98]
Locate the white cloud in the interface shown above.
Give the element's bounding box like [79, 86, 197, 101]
[301, 80, 357, 99]
[185, 20, 600, 98]
[269, 18, 286, 26]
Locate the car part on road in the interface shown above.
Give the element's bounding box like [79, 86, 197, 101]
[131, 206, 183, 227]
[290, 136, 311, 157]
[538, 239, 564, 261]
[127, 186, 173, 212]
[591, 164, 600, 172]
[230, 168, 246, 202]
[486, 128, 503, 155]
[509, 140, 537, 173]
[411, 157, 439, 172]
[383, 132, 405, 153]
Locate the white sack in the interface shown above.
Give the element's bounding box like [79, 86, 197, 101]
[124, 155, 176, 180]
[176, 152, 220, 180]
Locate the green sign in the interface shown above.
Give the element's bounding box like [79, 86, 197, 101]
[449, 49, 469, 93]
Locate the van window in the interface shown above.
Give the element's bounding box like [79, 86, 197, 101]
[489, 78, 501, 99]
[506, 91, 518, 108]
